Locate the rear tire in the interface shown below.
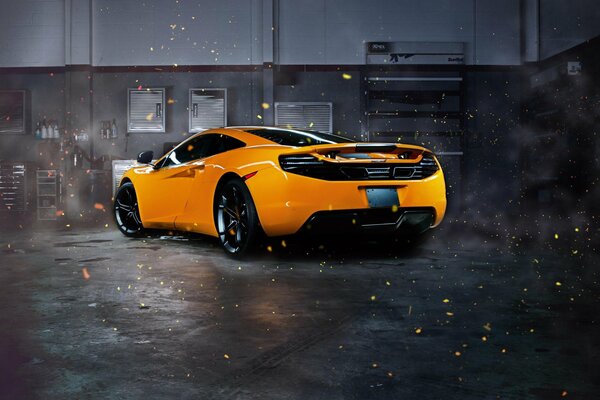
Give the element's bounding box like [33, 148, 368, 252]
[214, 178, 260, 256]
[114, 182, 145, 236]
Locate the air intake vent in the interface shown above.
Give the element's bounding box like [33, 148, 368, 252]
[275, 102, 332, 133]
[279, 155, 325, 168]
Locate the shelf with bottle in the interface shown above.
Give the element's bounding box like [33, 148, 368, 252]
[34, 119, 62, 140]
[99, 119, 119, 140]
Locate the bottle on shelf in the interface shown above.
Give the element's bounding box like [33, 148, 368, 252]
[111, 118, 118, 139]
[48, 121, 55, 139]
[35, 122, 42, 140]
[41, 119, 48, 139]
[101, 121, 108, 139]
[53, 122, 60, 139]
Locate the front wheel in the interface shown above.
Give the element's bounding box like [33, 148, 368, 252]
[214, 178, 260, 255]
[114, 182, 145, 236]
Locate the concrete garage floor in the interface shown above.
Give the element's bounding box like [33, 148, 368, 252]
[1, 224, 599, 399]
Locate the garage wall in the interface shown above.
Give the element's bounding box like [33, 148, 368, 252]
[277, 0, 521, 66]
[3, 1, 600, 68]
[91, 70, 262, 160]
[539, 0, 600, 59]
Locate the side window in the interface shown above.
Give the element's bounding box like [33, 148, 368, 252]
[160, 134, 245, 168]
[205, 134, 245, 157]
[161, 136, 211, 167]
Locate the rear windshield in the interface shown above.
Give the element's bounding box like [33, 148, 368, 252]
[245, 128, 354, 147]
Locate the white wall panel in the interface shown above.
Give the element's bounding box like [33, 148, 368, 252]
[92, 0, 256, 66]
[279, 0, 524, 65]
[2, 0, 596, 68]
[0, 0, 66, 67]
[279, 0, 477, 65]
[474, 0, 521, 65]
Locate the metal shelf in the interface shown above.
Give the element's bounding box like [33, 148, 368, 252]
[37, 170, 59, 220]
[0, 163, 27, 213]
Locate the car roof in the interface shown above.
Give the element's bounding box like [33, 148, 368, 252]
[190, 126, 281, 147]
[196, 126, 355, 147]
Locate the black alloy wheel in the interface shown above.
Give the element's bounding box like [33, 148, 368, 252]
[215, 178, 260, 255]
[114, 182, 144, 236]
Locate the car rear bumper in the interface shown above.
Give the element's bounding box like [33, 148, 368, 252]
[299, 207, 435, 236]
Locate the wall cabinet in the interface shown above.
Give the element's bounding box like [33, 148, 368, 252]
[127, 88, 166, 133]
[274, 102, 332, 133]
[189, 88, 227, 133]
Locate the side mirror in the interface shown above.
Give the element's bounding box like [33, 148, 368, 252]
[137, 150, 154, 164]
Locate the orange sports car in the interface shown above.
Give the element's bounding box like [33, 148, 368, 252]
[114, 127, 446, 255]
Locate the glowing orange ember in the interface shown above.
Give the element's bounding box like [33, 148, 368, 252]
[94, 203, 105, 210]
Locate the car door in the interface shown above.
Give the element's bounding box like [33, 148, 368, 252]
[136, 135, 211, 228]
[175, 134, 246, 233]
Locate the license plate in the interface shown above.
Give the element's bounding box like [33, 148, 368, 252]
[366, 188, 399, 208]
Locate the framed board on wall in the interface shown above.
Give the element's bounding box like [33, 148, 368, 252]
[0, 90, 27, 134]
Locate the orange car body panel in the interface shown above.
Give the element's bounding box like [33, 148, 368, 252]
[120, 127, 447, 237]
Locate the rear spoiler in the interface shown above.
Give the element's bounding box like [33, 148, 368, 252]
[281, 142, 433, 159]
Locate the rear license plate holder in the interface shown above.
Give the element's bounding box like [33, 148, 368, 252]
[366, 188, 399, 208]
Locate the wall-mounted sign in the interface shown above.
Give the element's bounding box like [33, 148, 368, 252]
[366, 42, 465, 65]
[367, 42, 391, 54]
[567, 61, 582, 75]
